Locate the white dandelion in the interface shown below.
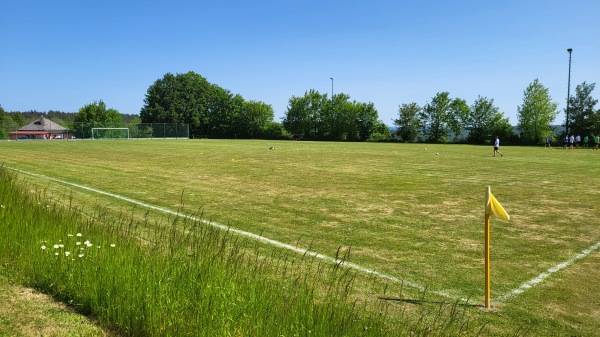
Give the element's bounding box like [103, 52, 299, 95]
[41, 245, 47, 250]
[65, 251, 71, 257]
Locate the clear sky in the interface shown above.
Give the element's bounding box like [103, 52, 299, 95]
[1, 0, 599, 126]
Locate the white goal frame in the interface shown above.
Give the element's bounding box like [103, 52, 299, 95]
[91, 128, 130, 140]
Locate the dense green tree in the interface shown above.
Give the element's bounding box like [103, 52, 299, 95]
[566, 82, 597, 137]
[517, 79, 558, 145]
[394, 103, 422, 142]
[141, 71, 277, 139]
[73, 100, 122, 126]
[282, 90, 381, 141]
[260, 121, 289, 140]
[348, 101, 378, 141]
[283, 90, 327, 140]
[447, 98, 470, 142]
[367, 120, 393, 142]
[466, 96, 500, 144]
[237, 100, 276, 138]
[0, 105, 8, 139]
[489, 113, 515, 144]
[421, 92, 453, 143]
[72, 100, 122, 138]
[141, 72, 210, 136]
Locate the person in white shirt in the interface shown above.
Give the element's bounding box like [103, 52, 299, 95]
[494, 136, 503, 157]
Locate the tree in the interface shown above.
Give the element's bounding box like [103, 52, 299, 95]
[237, 100, 275, 138]
[517, 79, 558, 145]
[489, 113, 515, 145]
[447, 98, 470, 142]
[394, 103, 422, 142]
[566, 82, 597, 137]
[282, 90, 381, 141]
[73, 100, 122, 127]
[367, 120, 392, 142]
[421, 92, 465, 143]
[141, 72, 211, 137]
[283, 89, 326, 140]
[466, 96, 500, 144]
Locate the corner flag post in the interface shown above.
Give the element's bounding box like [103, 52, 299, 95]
[484, 186, 492, 309]
[484, 185, 510, 310]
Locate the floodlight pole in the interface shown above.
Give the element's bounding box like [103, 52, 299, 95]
[566, 48, 573, 135]
[330, 77, 334, 100]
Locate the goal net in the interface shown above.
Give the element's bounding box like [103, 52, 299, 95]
[91, 128, 130, 140]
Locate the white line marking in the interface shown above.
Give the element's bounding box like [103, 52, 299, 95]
[7, 166, 461, 301]
[498, 240, 600, 302]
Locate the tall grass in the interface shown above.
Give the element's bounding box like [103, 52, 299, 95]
[0, 167, 486, 336]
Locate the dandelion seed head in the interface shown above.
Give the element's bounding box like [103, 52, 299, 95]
[65, 251, 71, 256]
[76, 242, 81, 246]
[53, 244, 60, 249]
[76, 233, 83, 237]
[54, 252, 59, 256]
[59, 244, 64, 248]
[41, 245, 46, 250]
[78, 254, 84, 258]
[110, 244, 116, 248]
[67, 234, 73, 237]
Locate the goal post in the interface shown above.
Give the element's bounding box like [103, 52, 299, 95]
[91, 128, 130, 140]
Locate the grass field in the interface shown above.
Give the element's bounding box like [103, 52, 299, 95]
[1, 139, 599, 335]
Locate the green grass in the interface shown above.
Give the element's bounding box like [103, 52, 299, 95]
[1, 139, 599, 335]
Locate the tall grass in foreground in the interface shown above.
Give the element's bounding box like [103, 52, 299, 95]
[0, 168, 484, 336]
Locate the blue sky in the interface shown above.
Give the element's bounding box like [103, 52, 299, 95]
[1, 0, 599, 126]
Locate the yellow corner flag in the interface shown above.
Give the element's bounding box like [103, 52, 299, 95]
[487, 191, 510, 221]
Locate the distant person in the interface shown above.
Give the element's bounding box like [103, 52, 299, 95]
[545, 136, 552, 148]
[570, 134, 575, 150]
[584, 135, 589, 148]
[595, 135, 600, 150]
[563, 135, 569, 149]
[575, 135, 581, 149]
[493, 136, 503, 157]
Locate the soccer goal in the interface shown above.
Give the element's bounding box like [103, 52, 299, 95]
[91, 128, 130, 140]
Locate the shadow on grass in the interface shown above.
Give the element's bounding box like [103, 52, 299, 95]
[378, 296, 481, 308]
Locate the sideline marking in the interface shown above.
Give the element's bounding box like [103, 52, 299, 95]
[7, 167, 461, 301]
[498, 240, 600, 302]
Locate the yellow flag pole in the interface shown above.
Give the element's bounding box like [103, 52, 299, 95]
[484, 186, 491, 309]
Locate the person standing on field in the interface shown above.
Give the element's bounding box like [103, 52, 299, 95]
[584, 135, 589, 148]
[595, 135, 600, 150]
[570, 134, 575, 150]
[494, 136, 503, 157]
[545, 135, 552, 148]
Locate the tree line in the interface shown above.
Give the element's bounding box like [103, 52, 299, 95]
[1, 71, 598, 144]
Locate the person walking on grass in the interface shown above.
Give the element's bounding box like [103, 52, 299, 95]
[584, 135, 589, 148]
[494, 136, 503, 157]
[545, 135, 552, 148]
[570, 134, 575, 150]
[595, 135, 600, 150]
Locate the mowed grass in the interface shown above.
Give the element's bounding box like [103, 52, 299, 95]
[1, 139, 600, 335]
